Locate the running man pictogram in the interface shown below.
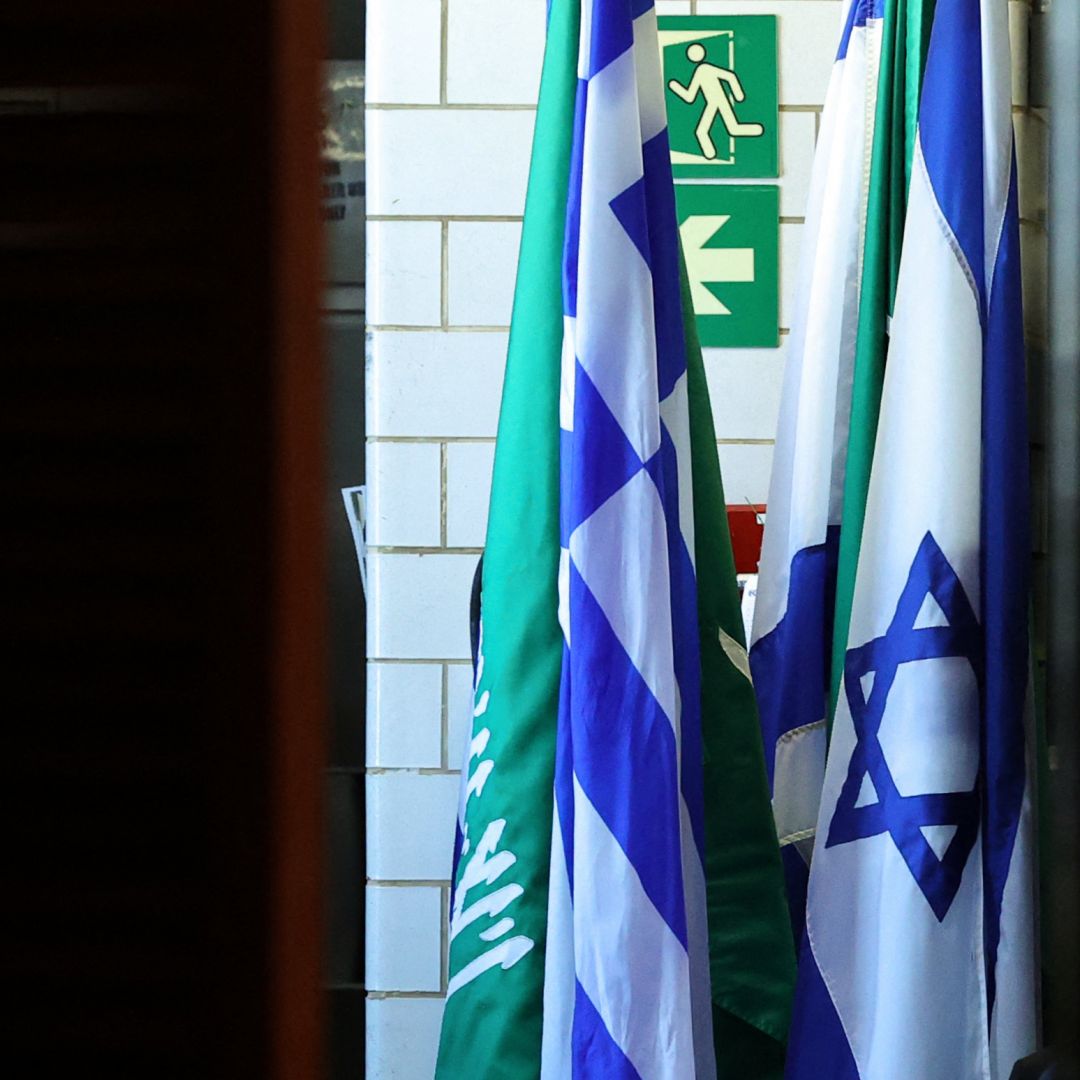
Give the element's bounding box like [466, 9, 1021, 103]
[667, 43, 764, 160]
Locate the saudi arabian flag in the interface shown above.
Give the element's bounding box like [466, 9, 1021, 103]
[829, 0, 935, 713]
[434, 0, 578, 1074]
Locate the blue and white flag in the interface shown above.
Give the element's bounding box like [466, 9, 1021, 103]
[541, 1, 715, 1075]
[786, 0, 1038, 1075]
[750, 0, 884, 942]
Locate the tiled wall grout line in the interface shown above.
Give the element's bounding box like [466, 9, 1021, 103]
[441, 888, 450, 993]
[441, 664, 450, 770]
[370, 879, 454, 888]
[439, 444, 449, 546]
[367, 102, 538, 111]
[367, 436, 499, 445]
[368, 991, 447, 1001]
[368, 546, 485, 555]
[368, 767, 463, 777]
[369, 657, 473, 666]
[440, 222, 450, 327]
[439, 0, 449, 106]
[369, 324, 510, 332]
[368, 214, 525, 222]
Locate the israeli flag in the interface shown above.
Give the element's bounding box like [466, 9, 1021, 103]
[750, 0, 883, 942]
[786, 1, 1038, 1076]
[541, 0, 715, 1075]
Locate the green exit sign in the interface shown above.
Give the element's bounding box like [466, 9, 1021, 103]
[676, 184, 779, 348]
[660, 15, 779, 179]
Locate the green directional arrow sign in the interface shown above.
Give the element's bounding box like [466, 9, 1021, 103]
[675, 183, 778, 348]
[660, 15, 778, 179]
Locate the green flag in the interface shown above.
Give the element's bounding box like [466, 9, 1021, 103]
[434, 1, 578, 1075]
[829, 0, 936, 717]
[682, 263, 797, 1079]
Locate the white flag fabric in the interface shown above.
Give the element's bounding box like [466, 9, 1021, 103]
[750, 0, 883, 942]
[786, 0, 1037, 1076]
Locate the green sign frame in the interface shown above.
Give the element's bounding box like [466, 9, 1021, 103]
[660, 15, 779, 179]
[675, 184, 779, 348]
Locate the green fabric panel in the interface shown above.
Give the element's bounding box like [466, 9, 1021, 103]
[681, 256, 797, 1072]
[829, 0, 934, 724]
[713, 1007, 787, 1080]
[434, 2, 579, 1075]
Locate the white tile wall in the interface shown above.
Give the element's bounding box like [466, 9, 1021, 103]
[446, 662, 476, 767]
[367, 662, 444, 768]
[367, 998, 447, 1079]
[447, 0, 548, 105]
[779, 219, 802, 329]
[366, 441, 443, 547]
[367, 773, 461, 880]
[445, 442, 496, 547]
[367, 553, 477, 659]
[367, 0, 443, 105]
[448, 221, 523, 327]
[365, 886, 444, 990]
[777, 110, 816, 217]
[718, 442, 774, 505]
[367, 332, 508, 438]
[367, 220, 443, 327]
[704, 346, 786, 441]
[367, 110, 536, 216]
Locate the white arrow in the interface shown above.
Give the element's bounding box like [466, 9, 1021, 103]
[679, 214, 754, 315]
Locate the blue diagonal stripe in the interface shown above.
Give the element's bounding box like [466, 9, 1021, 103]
[609, 176, 652, 269]
[572, 980, 642, 1080]
[646, 425, 704, 855]
[585, 0, 635, 78]
[569, 560, 689, 947]
[641, 129, 687, 400]
[565, 362, 645, 540]
[556, 643, 576, 896]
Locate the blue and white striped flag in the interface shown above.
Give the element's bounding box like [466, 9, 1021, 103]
[750, 0, 884, 942]
[786, 0, 1038, 1075]
[541, 1, 716, 1074]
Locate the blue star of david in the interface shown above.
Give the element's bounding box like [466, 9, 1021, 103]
[826, 531, 984, 921]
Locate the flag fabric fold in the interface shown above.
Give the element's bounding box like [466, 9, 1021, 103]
[749, 0, 885, 944]
[439, 1, 794, 1076]
[829, 0, 935, 720]
[786, 0, 1037, 1075]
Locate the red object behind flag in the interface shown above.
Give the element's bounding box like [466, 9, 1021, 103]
[727, 505, 765, 574]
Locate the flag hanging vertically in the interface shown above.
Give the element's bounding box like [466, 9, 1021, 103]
[542, 1, 792, 1076]
[435, 0, 579, 1074]
[829, 0, 935, 717]
[787, 0, 1037, 1075]
[439, 1, 794, 1075]
[750, 0, 884, 943]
